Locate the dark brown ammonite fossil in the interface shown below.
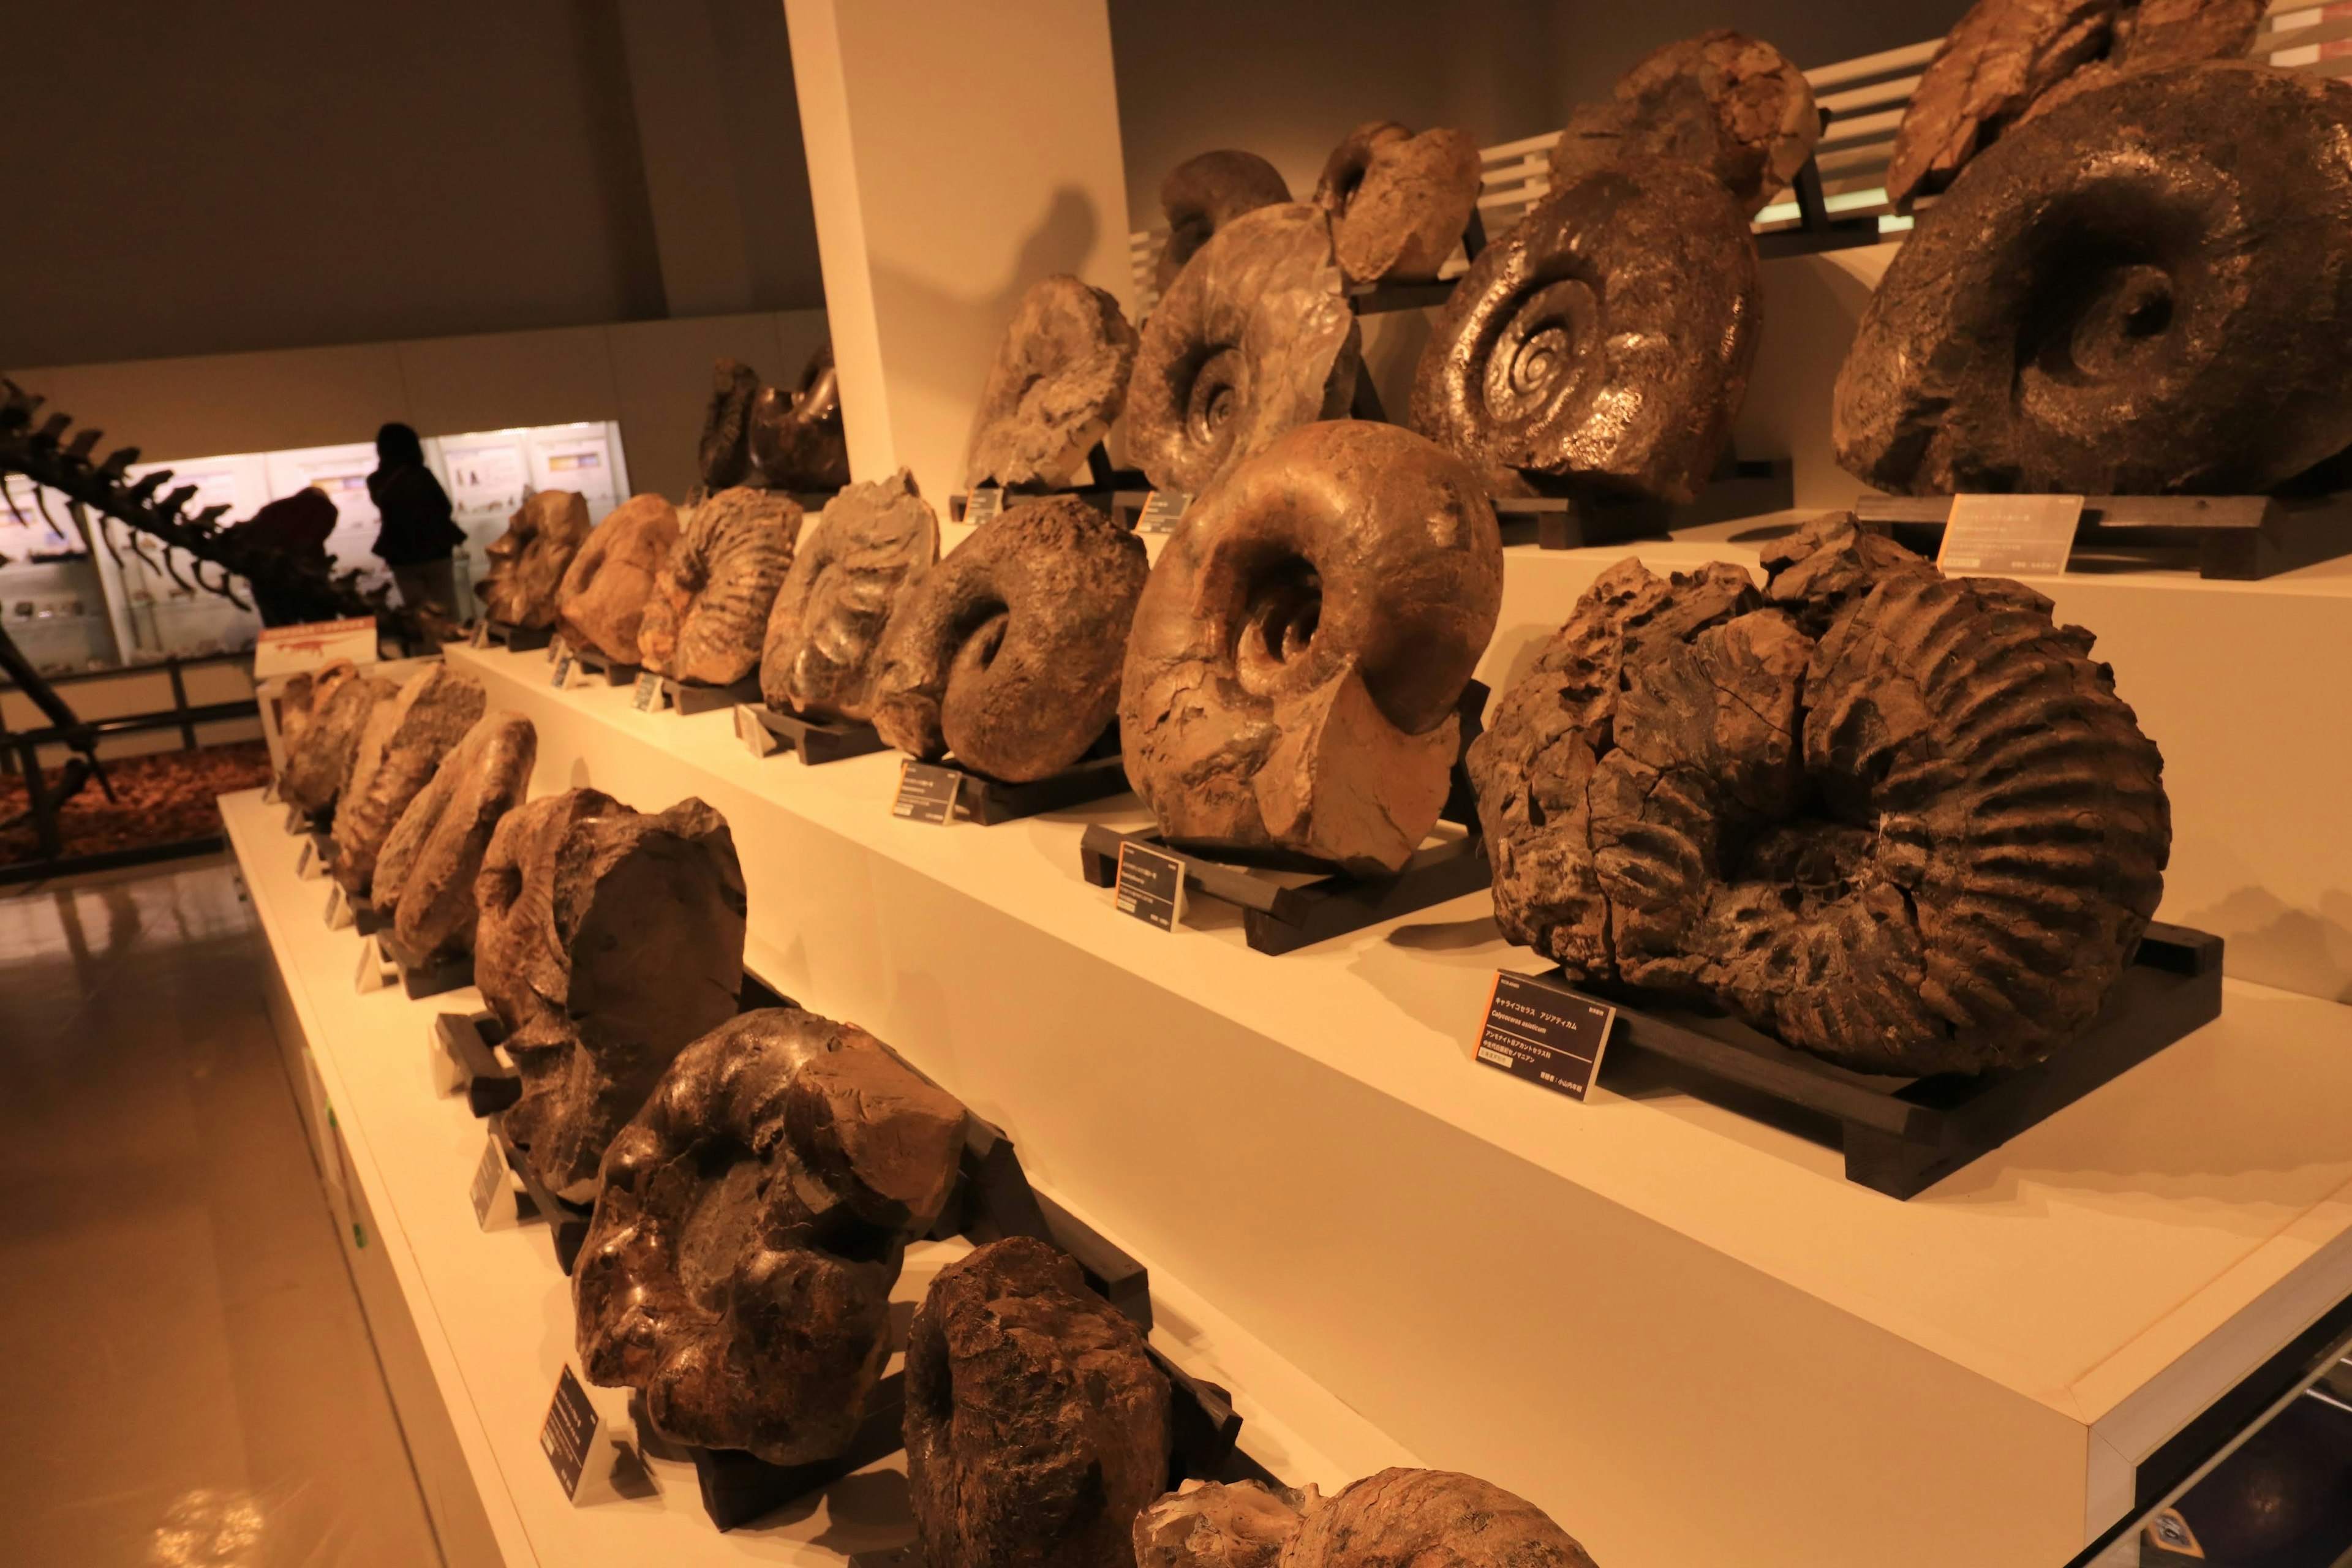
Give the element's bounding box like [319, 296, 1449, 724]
[1136, 1470, 1599, 1568]
[637, 486, 801, 686]
[371, 711, 535, 964]
[1157, 150, 1293, 294]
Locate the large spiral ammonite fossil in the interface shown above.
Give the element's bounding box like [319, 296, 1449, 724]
[1313, 121, 1483, 285]
[964, 274, 1139, 489]
[1549, 30, 1819, 219]
[1158, 150, 1293, 295]
[1839, 62, 2352, 498]
[871, 496, 1148, 783]
[748, 339, 852, 492]
[283, 670, 399, 816]
[1128, 203, 1361, 497]
[575, 1007, 966, 1466]
[760, 469, 938, 723]
[1136, 1471, 1598, 1568]
[557, 493, 679, 664]
[371, 711, 535, 965]
[1413, 154, 1759, 505]
[1471, 511, 2170, 1076]
[330, 664, 486, 897]
[1121, 421, 1501, 875]
[637, 487, 801, 685]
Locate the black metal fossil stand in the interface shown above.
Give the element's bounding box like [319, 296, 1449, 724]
[660, 673, 763, 717]
[570, 647, 641, 686]
[738, 704, 889, 765]
[491, 1115, 594, 1274]
[295, 830, 337, 881]
[481, 619, 555, 654]
[325, 882, 388, 937]
[1344, 209, 1488, 317]
[433, 1011, 521, 1117]
[1854, 492, 2352, 581]
[951, 442, 1152, 526]
[1496, 454, 1796, 549]
[948, 752, 1133, 824]
[1752, 153, 1882, 261]
[368, 929, 473, 1000]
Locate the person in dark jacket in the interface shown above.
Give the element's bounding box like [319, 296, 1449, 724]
[366, 421, 464, 617]
[224, 485, 337, 626]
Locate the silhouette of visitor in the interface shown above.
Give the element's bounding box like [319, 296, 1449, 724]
[366, 422, 464, 619]
[225, 486, 337, 627]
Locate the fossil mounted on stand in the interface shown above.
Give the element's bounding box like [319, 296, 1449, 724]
[1136, 1471, 1599, 1568]
[556, 494, 680, 665]
[1550, 31, 1819, 219]
[329, 664, 486, 897]
[699, 344, 851, 496]
[965, 274, 1138, 491]
[282, 670, 400, 818]
[1313, 120, 1483, 285]
[276, 660, 355, 763]
[638, 487, 801, 687]
[760, 470, 938, 723]
[1157, 151, 1293, 294]
[371, 712, 535, 965]
[478, 491, 590, 630]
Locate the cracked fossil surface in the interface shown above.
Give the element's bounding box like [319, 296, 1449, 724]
[1158, 151, 1293, 295]
[275, 659, 354, 766]
[480, 490, 590, 630]
[872, 496, 1147, 783]
[576, 1007, 966, 1466]
[1839, 62, 2352, 497]
[750, 341, 852, 492]
[638, 488, 801, 686]
[965, 275, 1139, 490]
[1136, 1472, 1598, 1568]
[1414, 155, 1758, 505]
[1128, 204, 1361, 497]
[330, 664, 488, 897]
[908, 1237, 1171, 1568]
[1313, 121, 1482, 285]
[371, 712, 535, 963]
[475, 790, 747, 1204]
[1470, 511, 2170, 1075]
[282, 669, 399, 818]
[1549, 31, 1819, 219]
[1120, 421, 1501, 874]
[557, 494, 680, 665]
[760, 469, 938, 723]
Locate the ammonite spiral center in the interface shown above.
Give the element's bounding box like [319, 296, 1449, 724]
[1235, 556, 1323, 695]
[1187, 345, 1245, 451]
[1488, 276, 1600, 423]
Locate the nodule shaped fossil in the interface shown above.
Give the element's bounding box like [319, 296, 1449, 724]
[872, 496, 1148, 783]
[1313, 121, 1482, 285]
[1550, 31, 1819, 219]
[637, 487, 801, 686]
[698, 358, 763, 492]
[1839, 62, 2352, 498]
[474, 790, 747, 1204]
[750, 340, 851, 492]
[965, 275, 1139, 490]
[1136, 1471, 1599, 1568]
[1128, 204, 1362, 497]
[1470, 511, 2171, 1076]
[371, 711, 535, 965]
[760, 469, 939, 723]
[479, 491, 590, 630]
[1158, 151, 1293, 295]
[908, 1237, 1172, 1568]
[1121, 421, 1501, 875]
[276, 658, 353, 764]
[1414, 154, 1759, 506]
[330, 664, 487, 897]
[282, 669, 399, 818]
[556, 493, 680, 665]
[575, 1007, 966, 1466]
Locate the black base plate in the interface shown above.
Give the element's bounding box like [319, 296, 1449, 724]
[662, 673, 763, 716]
[570, 647, 641, 685]
[483, 619, 555, 653]
[1499, 458, 1796, 549]
[492, 1117, 593, 1273]
[943, 751, 1131, 824]
[433, 1011, 521, 1116]
[380, 930, 473, 1000]
[741, 704, 888, 765]
[1853, 491, 2352, 581]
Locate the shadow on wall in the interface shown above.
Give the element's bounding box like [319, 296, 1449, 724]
[2182, 887, 2352, 1005]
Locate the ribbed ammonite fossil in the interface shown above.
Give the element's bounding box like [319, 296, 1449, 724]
[557, 493, 679, 665]
[1839, 62, 2352, 498]
[1470, 511, 2171, 1076]
[638, 487, 801, 686]
[1313, 121, 1482, 285]
[965, 274, 1139, 489]
[479, 490, 590, 630]
[575, 1007, 966, 1466]
[330, 663, 486, 897]
[282, 669, 399, 817]
[1136, 1471, 1599, 1568]
[760, 469, 938, 723]
[1158, 150, 1293, 294]
[1550, 30, 1819, 219]
[371, 711, 535, 964]
[1412, 154, 1759, 505]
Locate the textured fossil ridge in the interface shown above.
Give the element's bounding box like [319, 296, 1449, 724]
[475, 791, 747, 1203]
[276, 659, 354, 764]
[1313, 121, 1482, 285]
[1839, 62, 2352, 497]
[1135, 1472, 1598, 1568]
[371, 712, 535, 962]
[750, 341, 852, 492]
[330, 664, 488, 897]
[638, 488, 801, 685]
[760, 470, 939, 723]
[575, 1007, 966, 1466]
[1121, 422, 1502, 875]
[872, 496, 1148, 783]
[480, 491, 591, 630]
[1414, 155, 1760, 506]
[1549, 31, 1819, 219]
[966, 276, 1140, 490]
[282, 668, 399, 817]
[908, 1237, 1172, 1568]
[1158, 151, 1294, 295]
[1887, 0, 2264, 209]
[557, 494, 680, 664]
[1470, 511, 2171, 1076]
[698, 359, 764, 492]
[1128, 204, 1362, 497]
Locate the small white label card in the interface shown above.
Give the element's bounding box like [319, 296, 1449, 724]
[1937, 493, 2083, 576]
[1474, 971, 1616, 1102]
[1136, 490, 1191, 535]
[548, 636, 574, 688]
[1114, 841, 1186, 931]
[631, 671, 667, 712]
[963, 487, 1005, 527]
[736, 704, 782, 758]
[470, 1137, 511, 1228]
[254, 616, 379, 677]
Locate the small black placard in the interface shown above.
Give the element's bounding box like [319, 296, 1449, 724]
[541, 1365, 600, 1499]
[963, 487, 1005, 527]
[1475, 972, 1615, 1101]
[470, 1137, 508, 1227]
[1114, 842, 1185, 931]
[1136, 490, 1190, 535]
[631, 671, 665, 712]
[548, 637, 574, 689]
[893, 761, 962, 824]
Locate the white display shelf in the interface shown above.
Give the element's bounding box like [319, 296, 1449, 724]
[221, 789, 1415, 1568]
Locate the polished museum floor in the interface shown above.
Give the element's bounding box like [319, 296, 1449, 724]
[0, 859, 441, 1567]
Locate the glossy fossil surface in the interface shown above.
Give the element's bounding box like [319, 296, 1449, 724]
[1549, 30, 1818, 218]
[371, 711, 535, 962]
[1158, 150, 1292, 294]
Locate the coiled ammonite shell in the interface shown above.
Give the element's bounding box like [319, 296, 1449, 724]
[1121, 421, 1501, 874]
[1414, 155, 1760, 505]
[698, 358, 763, 492]
[748, 339, 851, 492]
[1549, 30, 1819, 219]
[371, 712, 535, 963]
[760, 469, 938, 723]
[1840, 63, 2352, 497]
[872, 496, 1148, 783]
[1137, 1471, 1597, 1568]
[1158, 150, 1293, 294]
[557, 494, 679, 664]
[908, 1237, 1171, 1568]
[330, 664, 486, 897]
[575, 1007, 966, 1466]
[637, 487, 801, 685]
[1128, 204, 1362, 497]
[282, 671, 399, 816]
[478, 489, 589, 630]
[965, 275, 1139, 489]
[1471, 511, 2171, 1076]
[475, 790, 747, 1202]
[1313, 121, 1482, 285]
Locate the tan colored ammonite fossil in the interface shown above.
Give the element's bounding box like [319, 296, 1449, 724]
[965, 275, 1139, 489]
[1313, 121, 1483, 285]
[759, 469, 938, 723]
[1120, 421, 1501, 875]
[556, 493, 680, 665]
[371, 711, 535, 964]
[637, 486, 801, 686]
[575, 1007, 967, 1466]
[1550, 31, 1819, 219]
[1470, 511, 2171, 1076]
[330, 663, 487, 897]
[1128, 203, 1361, 497]
[479, 490, 590, 630]
[1413, 154, 1759, 505]
[1157, 150, 1293, 294]
[1136, 1471, 1599, 1568]
[282, 669, 399, 817]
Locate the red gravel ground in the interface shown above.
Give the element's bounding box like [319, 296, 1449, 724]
[0, 741, 274, 868]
